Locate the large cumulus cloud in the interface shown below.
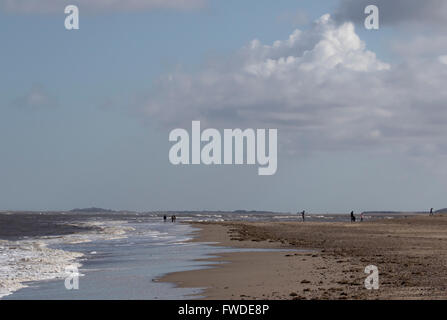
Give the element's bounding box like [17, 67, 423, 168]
[142, 15, 447, 159]
[141, 14, 447, 160]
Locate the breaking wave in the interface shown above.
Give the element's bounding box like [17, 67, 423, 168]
[0, 220, 134, 299]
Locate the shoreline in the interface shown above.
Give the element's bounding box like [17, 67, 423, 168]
[161, 216, 447, 299]
[159, 223, 363, 300]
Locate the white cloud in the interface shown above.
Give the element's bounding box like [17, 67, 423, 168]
[391, 35, 447, 60]
[0, 0, 206, 13]
[12, 85, 58, 109]
[438, 55, 447, 65]
[140, 14, 447, 164]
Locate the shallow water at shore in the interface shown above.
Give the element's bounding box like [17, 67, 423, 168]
[3, 218, 295, 300]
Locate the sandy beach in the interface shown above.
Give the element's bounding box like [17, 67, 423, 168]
[161, 215, 447, 299]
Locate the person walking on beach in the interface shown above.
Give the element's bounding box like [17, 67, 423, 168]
[430, 208, 434, 216]
[350, 211, 356, 222]
[301, 210, 305, 222]
[163, 215, 167, 222]
[171, 215, 175, 222]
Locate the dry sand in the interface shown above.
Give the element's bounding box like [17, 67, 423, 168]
[160, 215, 447, 299]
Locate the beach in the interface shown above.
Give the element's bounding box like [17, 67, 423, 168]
[161, 215, 447, 299]
[2, 211, 447, 300]
[1, 211, 307, 299]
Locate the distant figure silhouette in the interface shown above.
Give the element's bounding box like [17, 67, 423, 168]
[163, 215, 167, 222]
[430, 208, 434, 216]
[301, 210, 305, 222]
[171, 215, 175, 222]
[350, 211, 356, 222]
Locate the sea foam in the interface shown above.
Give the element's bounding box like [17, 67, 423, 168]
[0, 220, 134, 298]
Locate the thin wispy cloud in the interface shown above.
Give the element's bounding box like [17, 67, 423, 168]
[11, 85, 58, 109]
[0, 0, 206, 14]
[334, 0, 447, 26]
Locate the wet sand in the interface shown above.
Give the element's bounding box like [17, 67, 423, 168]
[161, 215, 447, 299]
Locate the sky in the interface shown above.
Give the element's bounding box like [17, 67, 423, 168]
[1, 0, 447, 213]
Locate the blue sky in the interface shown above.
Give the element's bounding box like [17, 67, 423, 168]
[1, 0, 447, 212]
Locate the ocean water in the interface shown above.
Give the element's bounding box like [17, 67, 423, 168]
[2, 216, 296, 300]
